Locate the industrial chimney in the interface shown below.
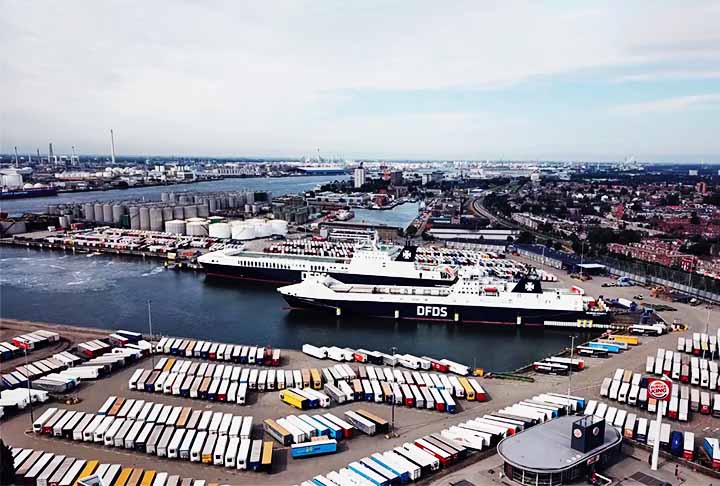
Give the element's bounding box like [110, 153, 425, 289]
[110, 129, 116, 164]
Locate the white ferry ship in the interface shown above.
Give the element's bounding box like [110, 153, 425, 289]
[277, 271, 609, 327]
[198, 243, 458, 286]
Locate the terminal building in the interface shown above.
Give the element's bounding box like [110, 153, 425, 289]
[497, 415, 622, 486]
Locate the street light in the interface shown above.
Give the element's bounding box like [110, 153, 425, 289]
[148, 300, 155, 369]
[390, 346, 397, 437]
[567, 335, 576, 405]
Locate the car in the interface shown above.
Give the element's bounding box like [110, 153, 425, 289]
[634, 295, 644, 300]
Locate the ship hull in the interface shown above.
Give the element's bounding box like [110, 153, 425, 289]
[281, 294, 607, 326]
[0, 188, 58, 199]
[202, 262, 454, 287]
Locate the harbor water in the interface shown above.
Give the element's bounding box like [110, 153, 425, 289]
[0, 245, 593, 371]
[0, 175, 349, 216]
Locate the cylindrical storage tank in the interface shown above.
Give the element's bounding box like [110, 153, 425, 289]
[47, 205, 58, 216]
[251, 204, 259, 214]
[179, 195, 190, 205]
[93, 203, 103, 222]
[58, 216, 68, 228]
[129, 206, 140, 229]
[228, 196, 236, 208]
[150, 207, 164, 232]
[162, 207, 174, 222]
[167, 192, 176, 203]
[184, 205, 198, 219]
[173, 206, 184, 220]
[209, 222, 231, 239]
[72, 205, 81, 218]
[102, 204, 113, 223]
[208, 198, 217, 212]
[161, 192, 169, 202]
[231, 223, 256, 241]
[270, 219, 288, 236]
[255, 221, 272, 238]
[246, 192, 255, 204]
[198, 204, 210, 218]
[237, 193, 246, 205]
[186, 221, 209, 236]
[165, 220, 186, 235]
[139, 207, 151, 230]
[244, 204, 251, 213]
[112, 205, 124, 224]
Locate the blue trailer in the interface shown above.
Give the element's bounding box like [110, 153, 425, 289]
[371, 453, 410, 483]
[312, 415, 343, 440]
[348, 461, 390, 486]
[360, 457, 400, 485]
[587, 341, 621, 353]
[290, 439, 338, 459]
[298, 415, 330, 437]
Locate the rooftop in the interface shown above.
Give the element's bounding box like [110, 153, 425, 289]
[497, 415, 622, 473]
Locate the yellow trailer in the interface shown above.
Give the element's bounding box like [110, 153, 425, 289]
[458, 377, 475, 401]
[125, 468, 144, 486]
[140, 470, 156, 486]
[310, 368, 322, 390]
[301, 369, 311, 388]
[163, 358, 176, 372]
[279, 389, 309, 410]
[74, 460, 99, 486]
[113, 468, 133, 486]
[608, 335, 639, 346]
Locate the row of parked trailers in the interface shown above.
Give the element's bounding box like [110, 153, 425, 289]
[585, 399, 695, 461]
[155, 337, 281, 366]
[264, 408, 387, 447]
[0, 330, 60, 361]
[600, 367, 720, 421]
[651, 347, 720, 390]
[282, 378, 461, 414]
[679, 332, 719, 358]
[32, 400, 270, 472]
[12, 447, 213, 486]
[297, 393, 586, 486]
[302, 344, 470, 375]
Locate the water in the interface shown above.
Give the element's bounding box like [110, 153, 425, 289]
[0, 245, 592, 371]
[353, 202, 420, 229]
[0, 175, 348, 216]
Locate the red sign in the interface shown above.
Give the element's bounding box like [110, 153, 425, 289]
[647, 378, 672, 401]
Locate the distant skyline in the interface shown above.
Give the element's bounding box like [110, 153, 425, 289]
[1, 1, 719, 162]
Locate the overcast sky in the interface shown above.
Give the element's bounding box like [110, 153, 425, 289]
[2, 1, 719, 161]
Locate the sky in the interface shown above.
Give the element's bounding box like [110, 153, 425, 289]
[1, 1, 719, 162]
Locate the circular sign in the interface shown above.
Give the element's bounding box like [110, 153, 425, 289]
[648, 379, 671, 401]
[574, 429, 583, 438]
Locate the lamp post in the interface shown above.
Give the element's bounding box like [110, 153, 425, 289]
[25, 346, 34, 425]
[390, 346, 397, 437]
[148, 300, 155, 369]
[567, 335, 575, 404]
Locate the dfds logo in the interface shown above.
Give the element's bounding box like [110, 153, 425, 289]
[417, 306, 448, 317]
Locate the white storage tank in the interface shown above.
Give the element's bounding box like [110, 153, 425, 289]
[102, 204, 113, 223]
[270, 219, 288, 236]
[1, 173, 23, 188]
[208, 216, 225, 224]
[139, 207, 151, 230]
[255, 221, 272, 238]
[165, 220, 186, 235]
[208, 222, 231, 239]
[186, 221, 209, 236]
[231, 223, 256, 241]
[184, 205, 198, 219]
[129, 206, 140, 229]
[150, 208, 164, 231]
[83, 203, 94, 221]
[93, 203, 103, 222]
[112, 205, 124, 224]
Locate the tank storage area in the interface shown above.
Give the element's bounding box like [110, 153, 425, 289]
[44, 191, 272, 235]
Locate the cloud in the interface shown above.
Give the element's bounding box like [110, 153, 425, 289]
[611, 94, 720, 114]
[613, 70, 720, 83]
[1, 0, 719, 159]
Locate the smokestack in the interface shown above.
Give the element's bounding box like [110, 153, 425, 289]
[14, 146, 19, 168]
[49, 142, 54, 159]
[110, 129, 116, 164]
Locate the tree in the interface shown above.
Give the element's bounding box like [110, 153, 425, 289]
[0, 439, 15, 486]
